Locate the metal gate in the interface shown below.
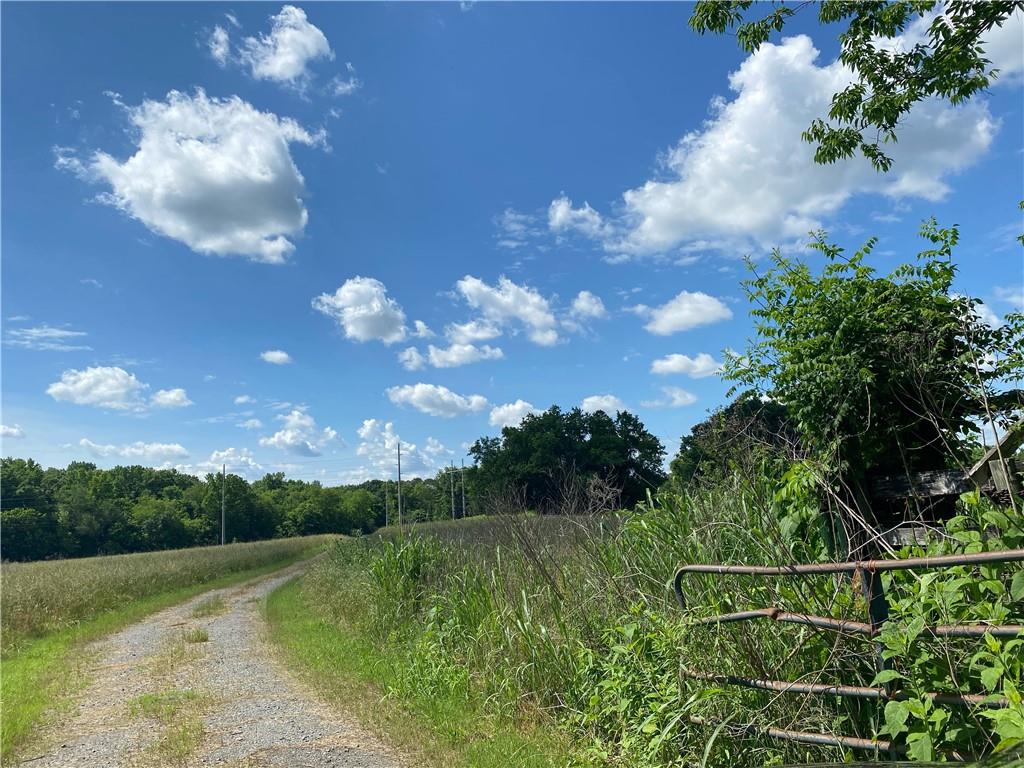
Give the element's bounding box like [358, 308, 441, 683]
[672, 548, 1024, 761]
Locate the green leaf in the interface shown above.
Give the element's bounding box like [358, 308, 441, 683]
[883, 700, 910, 737]
[981, 664, 1004, 692]
[1011, 569, 1024, 602]
[906, 731, 933, 762]
[871, 669, 903, 686]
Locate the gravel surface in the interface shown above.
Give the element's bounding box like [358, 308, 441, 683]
[15, 562, 402, 768]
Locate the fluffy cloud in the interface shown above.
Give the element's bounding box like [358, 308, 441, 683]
[208, 447, 263, 475]
[413, 320, 435, 339]
[445, 320, 501, 345]
[259, 408, 337, 456]
[47, 366, 192, 412]
[355, 419, 441, 479]
[4, 324, 91, 352]
[426, 343, 504, 369]
[1, 424, 26, 439]
[240, 5, 333, 87]
[651, 352, 722, 378]
[151, 388, 193, 408]
[398, 347, 426, 371]
[631, 292, 732, 335]
[552, 35, 996, 256]
[313, 277, 408, 344]
[261, 349, 293, 365]
[581, 394, 626, 414]
[570, 290, 607, 320]
[641, 386, 698, 409]
[548, 195, 610, 240]
[455, 276, 559, 346]
[234, 395, 256, 405]
[386, 383, 488, 418]
[55, 89, 322, 263]
[238, 418, 263, 430]
[47, 366, 148, 410]
[489, 399, 539, 428]
[208, 25, 230, 64]
[79, 438, 189, 461]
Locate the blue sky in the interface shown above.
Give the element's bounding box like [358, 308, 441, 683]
[2, 2, 1022, 484]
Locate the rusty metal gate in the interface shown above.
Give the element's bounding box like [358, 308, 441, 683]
[672, 548, 1024, 761]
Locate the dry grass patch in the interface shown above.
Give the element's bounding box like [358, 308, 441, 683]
[191, 596, 228, 618]
[181, 627, 209, 644]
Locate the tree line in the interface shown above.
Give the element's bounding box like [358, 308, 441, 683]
[1, 406, 674, 561]
[0, 459, 490, 561]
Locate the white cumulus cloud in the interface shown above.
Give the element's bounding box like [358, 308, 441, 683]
[551, 34, 997, 256]
[355, 419, 440, 479]
[47, 366, 148, 411]
[151, 388, 193, 408]
[1, 424, 26, 439]
[240, 5, 334, 88]
[259, 408, 337, 456]
[208, 25, 230, 65]
[386, 383, 488, 418]
[455, 275, 559, 346]
[570, 290, 607, 319]
[549, 195, 611, 240]
[261, 349, 293, 365]
[55, 89, 322, 263]
[489, 400, 540, 428]
[237, 418, 263, 430]
[426, 343, 504, 368]
[313, 276, 408, 344]
[631, 291, 732, 335]
[651, 352, 723, 378]
[641, 386, 698, 409]
[79, 438, 189, 461]
[581, 394, 626, 414]
[445, 319, 501, 345]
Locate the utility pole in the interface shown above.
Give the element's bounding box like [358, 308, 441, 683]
[450, 461, 455, 519]
[220, 464, 226, 545]
[396, 441, 403, 527]
[461, 459, 466, 519]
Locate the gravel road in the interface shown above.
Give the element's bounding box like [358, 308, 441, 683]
[15, 561, 402, 768]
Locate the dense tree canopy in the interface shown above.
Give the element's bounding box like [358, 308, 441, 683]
[725, 222, 1024, 509]
[669, 391, 797, 488]
[469, 406, 666, 509]
[0, 456, 492, 562]
[690, 0, 1023, 171]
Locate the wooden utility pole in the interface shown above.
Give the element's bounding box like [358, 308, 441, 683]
[220, 464, 226, 545]
[461, 459, 466, 518]
[450, 461, 455, 519]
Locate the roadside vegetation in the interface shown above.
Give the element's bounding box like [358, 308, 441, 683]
[268, 217, 1023, 766]
[0, 534, 331, 759]
[271, 489, 1022, 766]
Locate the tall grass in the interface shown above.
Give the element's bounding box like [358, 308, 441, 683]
[293, 479, 1023, 766]
[1, 535, 334, 651]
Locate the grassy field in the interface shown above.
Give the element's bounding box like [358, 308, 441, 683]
[1, 535, 333, 759]
[266, 491, 1024, 767]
